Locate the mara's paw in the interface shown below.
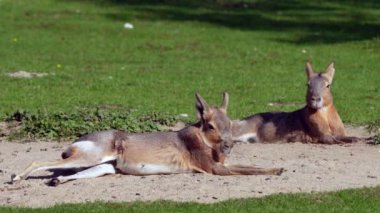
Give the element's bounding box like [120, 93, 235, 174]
[48, 178, 60, 187]
[365, 136, 378, 145]
[349, 136, 362, 143]
[11, 174, 22, 183]
[274, 168, 285, 176]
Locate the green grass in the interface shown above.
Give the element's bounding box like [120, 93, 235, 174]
[367, 117, 380, 144]
[0, 0, 379, 124]
[1, 185, 380, 212]
[5, 108, 180, 140]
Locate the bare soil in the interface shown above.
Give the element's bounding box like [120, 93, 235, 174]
[7, 71, 48, 78]
[0, 126, 379, 208]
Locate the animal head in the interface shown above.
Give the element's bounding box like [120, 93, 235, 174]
[195, 92, 233, 156]
[305, 62, 335, 110]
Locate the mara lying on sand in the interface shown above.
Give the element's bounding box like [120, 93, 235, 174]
[233, 62, 363, 144]
[12, 93, 283, 186]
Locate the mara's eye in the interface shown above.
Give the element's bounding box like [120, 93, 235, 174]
[326, 84, 330, 88]
[207, 123, 215, 130]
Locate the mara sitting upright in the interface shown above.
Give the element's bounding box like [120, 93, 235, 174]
[233, 62, 361, 144]
[12, 93, 283, 186]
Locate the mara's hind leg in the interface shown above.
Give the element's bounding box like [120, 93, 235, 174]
[12, 141, 117, 183]
[49, 163, 116, 186]
[11, 157, 99, 183]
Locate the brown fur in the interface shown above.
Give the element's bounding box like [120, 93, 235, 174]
[12, 93, 283, 186]
[233, 62, 361, 144]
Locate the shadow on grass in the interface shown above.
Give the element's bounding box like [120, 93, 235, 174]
[60, 0, 380, 44]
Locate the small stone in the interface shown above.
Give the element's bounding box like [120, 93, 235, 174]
[123, 22, 134, 29]
[179, 114, 188, 117]
[40, 148, 47, 151]
[212, 196, 218, 200]
[135, 193, 140, 196]
[26, 147, 32, 152]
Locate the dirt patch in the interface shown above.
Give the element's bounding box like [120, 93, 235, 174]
[0, 126, 379, 208]
[0, 122, 21, 138]
[8, 71, 48, 78]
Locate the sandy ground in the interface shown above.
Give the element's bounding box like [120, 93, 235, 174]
[0, 126, 379, 208]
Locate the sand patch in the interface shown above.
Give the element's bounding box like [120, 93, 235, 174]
[0, 126, 378, 207]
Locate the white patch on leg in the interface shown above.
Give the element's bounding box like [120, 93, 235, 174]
[72, 141, 117, 163]
[72, 141, 99, 152]
[57, 164, 116, 183]
[235, 133, 257, 143]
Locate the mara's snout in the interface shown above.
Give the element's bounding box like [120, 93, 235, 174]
[220, 137, 234, 155]
[309, 95, 323, 109]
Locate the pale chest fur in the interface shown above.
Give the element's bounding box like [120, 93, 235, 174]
[309, 105, 343, 135]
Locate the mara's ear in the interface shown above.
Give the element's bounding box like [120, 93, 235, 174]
[305, 62, 315, 81]
[323, 62, 335, 84]
[195, 93, 211, 121]
[220, 92, 229, 113]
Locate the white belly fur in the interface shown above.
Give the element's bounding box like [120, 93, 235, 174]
[124, 163, 191, 175]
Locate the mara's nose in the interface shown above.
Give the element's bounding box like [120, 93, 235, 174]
[311, 96, 321, 102]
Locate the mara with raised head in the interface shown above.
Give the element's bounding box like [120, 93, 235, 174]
[233, 62, 361, 144]
[12, 93, 283, 186]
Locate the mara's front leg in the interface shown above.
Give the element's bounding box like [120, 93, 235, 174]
[211, 163, 284, 176]
[318, 135, 361, 144]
